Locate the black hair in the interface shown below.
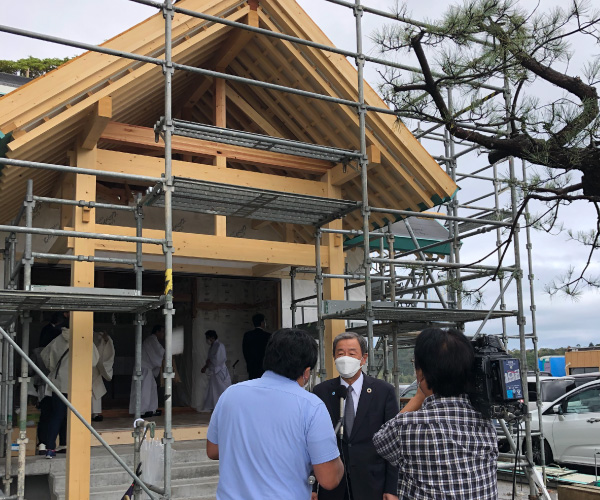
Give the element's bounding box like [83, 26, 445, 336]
[205, 330, 218, 340]
[414, 327, 474, 397]
[151, 324, 164, 335]
[252, 313, 265, 328]
[263, 328, 317, 380]
[50, 312, 62, 325]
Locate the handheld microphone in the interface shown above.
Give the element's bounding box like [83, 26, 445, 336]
[333, 386, 347, 439]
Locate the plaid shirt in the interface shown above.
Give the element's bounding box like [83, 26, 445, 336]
[373, 394, 498, 500]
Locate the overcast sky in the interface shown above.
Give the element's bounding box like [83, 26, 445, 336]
[1, 0, 598, 349]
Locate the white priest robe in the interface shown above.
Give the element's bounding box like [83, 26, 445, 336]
[129, 334, 165, 415]
[202, 340, 231, 411]
[92, 332, 115, 414]
[41, 328, 99, 396]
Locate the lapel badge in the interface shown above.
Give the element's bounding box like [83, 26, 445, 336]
[367, 388, 372, 394]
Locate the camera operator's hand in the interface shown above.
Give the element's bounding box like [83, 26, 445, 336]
[400, 389, 425, 413]
[383, 494, 399, 500]
[400, 374, 429, 414]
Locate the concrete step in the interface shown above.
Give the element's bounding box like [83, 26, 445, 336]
[51, 461, 219, 492]
[50, 476, 219, 500]
[47, 440, 218, 500]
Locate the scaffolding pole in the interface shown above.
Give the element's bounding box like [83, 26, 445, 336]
[0, 1, 550, 497]
[161, 3, 176, 496]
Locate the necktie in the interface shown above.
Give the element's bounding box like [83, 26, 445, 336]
[345, 386, 355, 436]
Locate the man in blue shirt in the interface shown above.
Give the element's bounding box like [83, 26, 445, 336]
[207, 328, 344, 500]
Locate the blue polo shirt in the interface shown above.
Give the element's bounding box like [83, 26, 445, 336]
[207, 371, 340, 500]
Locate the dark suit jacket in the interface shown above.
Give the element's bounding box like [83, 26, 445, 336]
[241, 327, 270, 379]
[313, 373, 399, 500]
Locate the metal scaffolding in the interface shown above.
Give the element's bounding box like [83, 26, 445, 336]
[0, 0, 549, 499]
[287, 1, 548, 498]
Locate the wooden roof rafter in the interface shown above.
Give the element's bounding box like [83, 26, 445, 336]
[257, 0, 454, 206]
[0, 0, 458, 224]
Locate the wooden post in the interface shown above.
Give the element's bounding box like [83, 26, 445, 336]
[322, 171, 345, 378]
[60, 172, 75, 229]
[66, 147, 96, 500]
[214, 77, 227, 234]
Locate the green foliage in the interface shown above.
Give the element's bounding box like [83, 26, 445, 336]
[373, 0, 600, 296]
[0, 57, 70, 78]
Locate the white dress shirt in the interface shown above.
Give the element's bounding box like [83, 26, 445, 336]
[340, 370, 363, 414]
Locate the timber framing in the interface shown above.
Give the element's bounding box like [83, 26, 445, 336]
[65, 224, 329, 268]
[93, 149, 328, 196]
[99, 121, 332, 174]
[0, 2, 464, 500]
[0, 0, 457, 224]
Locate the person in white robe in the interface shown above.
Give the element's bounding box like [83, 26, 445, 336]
[91, 331, 115, 422]
[201, 330, 231, 411]
[129, 325, 165, 417]
[40, 327, 99, 457]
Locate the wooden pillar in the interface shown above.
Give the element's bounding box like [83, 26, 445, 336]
[66, 147, 96, 500]
[60, 173, 75, 229]
[322, 171, 346, 378]
[214, 78, 227, 234]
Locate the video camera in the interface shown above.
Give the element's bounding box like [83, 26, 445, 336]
[468, 335, 527, 420]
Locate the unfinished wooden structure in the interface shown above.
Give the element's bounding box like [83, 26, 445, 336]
[0, 0, 458, 498]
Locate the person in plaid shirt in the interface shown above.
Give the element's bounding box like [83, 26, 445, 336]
[373, 328, 498, 499]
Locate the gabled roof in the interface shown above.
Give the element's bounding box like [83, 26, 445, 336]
[0, 0, 457, 231]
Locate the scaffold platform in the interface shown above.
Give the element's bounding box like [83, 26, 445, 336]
[145, 177, 360, 226]
[0, 286, 164, 314]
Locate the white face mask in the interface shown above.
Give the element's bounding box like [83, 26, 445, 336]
[335, 356, 362, 379]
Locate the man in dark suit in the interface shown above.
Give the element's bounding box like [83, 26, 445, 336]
[242, 313, 271, 380]
[312, 332, 399, 500]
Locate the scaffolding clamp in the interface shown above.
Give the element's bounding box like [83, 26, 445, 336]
[162, 1, 175, 20]
[352, 4, 364, 17]
[162, 60, 174, 76]
[162, 240, 173, 254]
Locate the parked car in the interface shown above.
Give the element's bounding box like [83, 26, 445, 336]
[527, 376, 576, 412]
[399, 380, 417, 408]
[511, 379, 600, 466]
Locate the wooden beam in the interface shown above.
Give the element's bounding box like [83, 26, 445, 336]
[87, 224, 329, 267]
[214, 78, 226, 128]
[322, 170, 345, 378]
[214, 215, 227, 236]
[80, 97, 112, 150]
[66, 149, 96, 500]
[99, 122, 332, 174]
[285, 224, 295, 243]
[94, 150, 328, 197]
[183, 77, 213, 111]
[213, 77, 228, 234]
[251, 220, 272, 231]
[252, 263, 289, 277]
[227, 74, 313, 142]
[60, 173, 75, 229]
[5, 5, 250, 155]
[330, 162, 360, 187]
[256, 8, 451, 200]
[310, 131, 381, 187]
[226, 86, 281, 137]
[211, 10, 259, 71]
